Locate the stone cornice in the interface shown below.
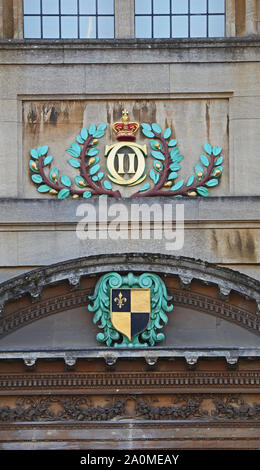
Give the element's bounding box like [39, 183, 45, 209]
[0, 36, 259, 64]
[0, 252, 259, 312]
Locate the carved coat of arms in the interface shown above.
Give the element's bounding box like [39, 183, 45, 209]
[88, 272, 173, 348]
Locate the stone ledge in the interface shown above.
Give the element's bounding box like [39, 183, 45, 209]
[0, 196, 258, 223]
[0, 37, 259, 64]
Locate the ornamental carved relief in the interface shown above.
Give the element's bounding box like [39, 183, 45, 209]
[1, 395, 260, 423]
[29, 109, 224, 199]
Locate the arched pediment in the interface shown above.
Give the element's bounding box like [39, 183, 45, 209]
[0, 253, 259, 364]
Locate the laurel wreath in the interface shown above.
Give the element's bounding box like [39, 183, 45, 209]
[29, 121, 223, 199]
[131, 122, 223, 198]
[29, 123, 121, 199]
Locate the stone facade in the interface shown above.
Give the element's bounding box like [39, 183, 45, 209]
[0, 0, 259, 450]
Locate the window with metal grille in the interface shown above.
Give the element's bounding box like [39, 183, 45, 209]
[23, 0, 114, 39]
[135, 0, 225, 38]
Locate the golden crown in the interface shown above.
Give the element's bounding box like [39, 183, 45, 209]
[112, 109, 139, 142]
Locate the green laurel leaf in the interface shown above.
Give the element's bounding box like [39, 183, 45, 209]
[152, 123, 162, 134]
[140, 183, 151, 192]
[151, 150, 165, 161]
[186, 175, 195, 186]
[200, 154, 209, 167]
[97, 171, 104, 180]
[141, 123, 152, 131]
[215, 156, 223, 166]
[171, 180, 184, 191]
[31, 174, 43, 184]
[66, 148, 80, 158]
[203, 143, 212, 155]
[90, 163, 100, 175]
[168, 139, 178, 147]
[37, 185, 51, 193]
[80, 128, 88, 140]
[142, 129, 155, 138]
[88, 147, 98, 157]
[93, 130, 104, 138]
[164, 128, 171, 139]
[37, 145, 48, 156]
[104, 180, 112, 190]
[168, 172, 178, 180]
[149, 169, 159, 184]
[206, 179, 219, 187]
[83, 191, 92, 199]
[30, 149, 38, 159]
[76, 135, 84, 144]
[171, 154, 184, 164]
[68, 158, 80, 168]
[71, 142, 81, 156]
[213, 146, 222, 156]
[97, 123, 107, 132]
[58, 188, 70, 199]
[43, 155, 53, 166]
[61, 175, 72, 187]
[170, 162, 181, 171]
[197, 186, 209, 197]
[88, 123, 96, 135]
[170, 148, 179, 158]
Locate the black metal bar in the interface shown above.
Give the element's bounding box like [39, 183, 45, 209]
[169, 0, 172, 38]
[96, 0, 98, 38]
[40, 0, 43, 39]
[58, 0, 61, 38]
[206, 0, 209, 37]
[151, 0, 154, 38]
[77, 0, 80, 38]
[188, 0, 190, 38]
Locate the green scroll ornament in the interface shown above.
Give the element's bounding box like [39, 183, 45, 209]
[88, 272, 173, 348]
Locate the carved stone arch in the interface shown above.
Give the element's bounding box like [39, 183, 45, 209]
[0, 253, 259, 355]
[0, 253, 260, 449]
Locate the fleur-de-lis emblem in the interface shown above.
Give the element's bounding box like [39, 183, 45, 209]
[114, 291, 127, 309]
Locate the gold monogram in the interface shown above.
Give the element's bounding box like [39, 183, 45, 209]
[105, 110, 147, 187]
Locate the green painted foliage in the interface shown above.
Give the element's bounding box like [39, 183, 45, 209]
[163, 128, 171, 139]
[140, 182, 151, 191]
[197, 186, 209, 197]
[88, 272, 173, 348]
[37, 185, 51, 193]
[200, 154, 209, 167]
[152, 123, 162, 134]
[31, 174, 43, 184]
[151, 150, 165, 161]
[83, 190, 92, 198]
[149, 169, 160, 184]
[58, 188, 70, 199]
[104, 180, 112, 190]
[171, 180, 184, 191]
[80, 128, 88, 140]
[61, 175, 72, 187]
[68, 158, 80, 168]
[142, 128, 155, 138]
